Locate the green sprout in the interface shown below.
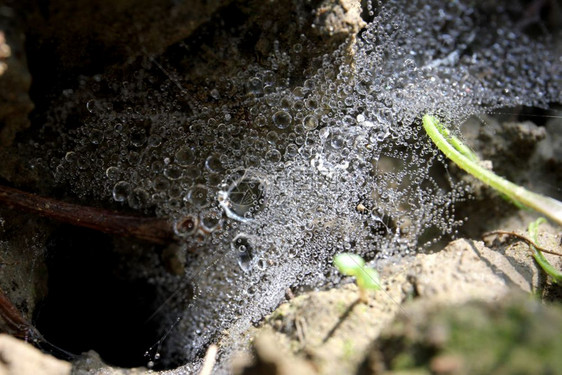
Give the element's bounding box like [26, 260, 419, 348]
[528, 218, 562, 284]
[422, 114, 562, 279]
[333, 253, 381, 303]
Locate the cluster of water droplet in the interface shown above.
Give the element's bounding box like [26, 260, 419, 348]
[32, 0, 561, 369]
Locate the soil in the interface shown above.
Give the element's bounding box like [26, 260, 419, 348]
[232, 235, 562, 375]
[0, 1, 561, 375]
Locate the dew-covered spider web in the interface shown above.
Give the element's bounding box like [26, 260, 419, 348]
[26, 0, 561, 371]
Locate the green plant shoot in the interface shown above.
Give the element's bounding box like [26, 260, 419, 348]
[528, 218, 562, 284]
[334, 253, 380, 303]
[422, 114, 562, 227]
[423, 114, 562, 280]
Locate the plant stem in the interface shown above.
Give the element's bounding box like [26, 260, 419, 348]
[0, 184, 178, 244]
[528, 218, 562, 283]
[359, 287, 369, 304]
[482, 230, 562, 257]
[0, 287, 37, 339]
[422, 114, 562, 227]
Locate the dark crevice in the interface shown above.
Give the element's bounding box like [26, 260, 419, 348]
[33, 225, 181, 369]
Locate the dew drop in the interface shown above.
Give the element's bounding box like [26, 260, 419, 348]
[164, 164, 183, 180]
[218, 172, 267, 222]
[264, 149, 282, 163]
[302, 115, 318, 130]
[173, 215, 198, 237]
[231, 234, 253, 272]
[112, 181, 131, 202]
[175, 146, 195, 166]
[205, 153, 224, 172]
[188, 184, 209, 208]
[105, 166, 121, 180]
[272, 110, 292, 130]
[128, 187, 149, 209]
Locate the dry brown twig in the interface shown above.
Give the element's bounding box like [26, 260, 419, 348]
[482, 230, 562, 257]
[0, 184, 180, 244]
[0, 287, 37, 340]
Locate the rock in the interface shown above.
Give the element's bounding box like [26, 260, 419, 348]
[0, 212, 49, 330]
[403, 238, 536, 302]
[0, 7, 33, 147]
[359, 292, 562, 375]
[238, 236, 558, 374]
[0, 334, 71, 375]
[312, 0, 366, 40]
[71, 350, 148, 375]
[23, 0, 233, 74]
[232, 329, 316, 375]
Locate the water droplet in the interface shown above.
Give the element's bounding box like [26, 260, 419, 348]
[153, 176, 170, 191]
[256, 258, 267, 271]
[175, 146, 195, 166]
[266, 131, 279, 144]
[86, 99, 96, 113]
[173, 215, 197, 237]
[89, 129, 104, 145]
[112, 181, 131, 202]
[64, 151, 76, 162]
[210, 88, 220, 100]
[305, 97, 318, 110]
[105, 166, 120, 180]
[187, 184, 209, 208]
[205, 153, 224, 172]
[248, 77, 263, 96]
[302, 115, 318, 130]
[200, 209, 222, 232]
[231, 233, 253, 272]
[265, 149, 282, 163]
[164, 165, 183, 180]
[285, 144, 299, 159]
[272, 110, 292, 130]
[218, 171, 267, 222]
[128, 188, 149, 209]
[147, 134, 162, 147]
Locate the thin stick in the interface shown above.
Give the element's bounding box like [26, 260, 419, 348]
[482, 230, 562, 257]
[0, 288, 36, 339]
[0, 184, 178, 244]
[198, 344, 218, 375]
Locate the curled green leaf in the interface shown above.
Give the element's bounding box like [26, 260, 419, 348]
[334, 253, 365, 275]
[334, 253, 381, 303]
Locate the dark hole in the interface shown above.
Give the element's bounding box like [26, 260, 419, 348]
[34, 225, 183, 369]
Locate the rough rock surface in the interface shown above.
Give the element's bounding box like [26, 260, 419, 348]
[359, 293, 562, 374]
[0, 334, 71, 375]
[0, 9, 33, 147]
[71, 351, 147, 375]
[23, 0, 233, 75]
[0, 212, 49, 329]
[236, 236, 562, 374]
